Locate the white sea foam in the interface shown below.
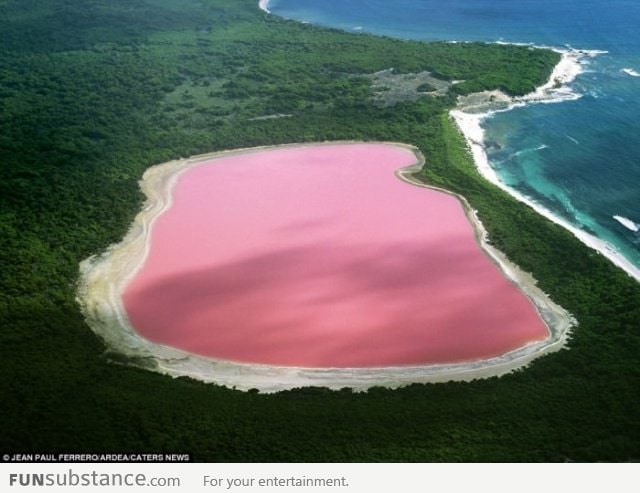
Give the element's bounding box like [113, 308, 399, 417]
[622, 68, 640, 77]
[353, 26, 363, 31]
[451, 49, 640, 282]
[258, 0, 270, 13]
[566, 134, 579, 145]
[521, 144, 548, 154]
[614, 215, 640, 232]
[507, 144, 548, 161]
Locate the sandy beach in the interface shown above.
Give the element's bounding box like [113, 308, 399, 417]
[77, 142, 574, 393]
[451, 48, 640, 282]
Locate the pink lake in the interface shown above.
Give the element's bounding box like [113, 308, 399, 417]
[123, 143, 548, 368]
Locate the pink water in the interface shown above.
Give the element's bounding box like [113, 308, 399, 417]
[123, 144, 548, 368]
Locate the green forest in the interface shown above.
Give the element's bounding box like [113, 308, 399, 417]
[1, 0, 639, 461]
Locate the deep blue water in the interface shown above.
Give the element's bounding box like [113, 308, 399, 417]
[268, 0, 640, 273]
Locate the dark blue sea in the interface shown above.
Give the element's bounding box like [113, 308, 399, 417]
[267, 0, 640, 276]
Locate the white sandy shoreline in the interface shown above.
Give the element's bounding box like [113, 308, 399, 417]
[451, 48, 640, 282]
[77, 141, 575, 393]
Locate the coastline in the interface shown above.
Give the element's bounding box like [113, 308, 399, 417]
[451, 48, 640, 282]
[77, 142, 574, 393]
[257, 0, 638, 281]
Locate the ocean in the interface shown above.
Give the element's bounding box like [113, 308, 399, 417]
[264, 0, 640, 279]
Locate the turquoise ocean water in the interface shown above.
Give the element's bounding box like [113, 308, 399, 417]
[266, 0, 640, 275]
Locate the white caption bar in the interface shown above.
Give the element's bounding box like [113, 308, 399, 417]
[1, 463, 637, 492]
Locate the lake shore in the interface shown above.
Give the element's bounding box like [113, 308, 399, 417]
[77, 142, 574, 393]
